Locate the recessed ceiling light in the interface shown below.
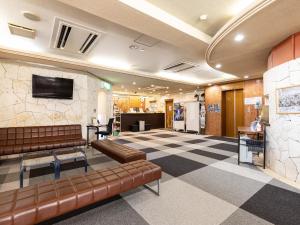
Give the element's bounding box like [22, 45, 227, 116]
[200, 14, 208, 21]
[234, 34, 245, 42]
[208, 83, 212, 86]
[166, 87, 169, 89]
[215, 64, 222, 69]
[179, 88, 183, 91]
[139, 48, 145, 52]
[132, 81, 136, 85]
[151, 84, 155, 87]
[244, 75, 249, 79]
[138, 87, 141, 90]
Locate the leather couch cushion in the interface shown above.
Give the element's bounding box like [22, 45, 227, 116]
[0, 160, 161, 225]
[0, 125, 86, 156]
[91, 140, 146, 163]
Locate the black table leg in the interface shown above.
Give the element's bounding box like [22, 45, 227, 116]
[20, 166, 24, 188]
[54, 161, 60, 179]
[87, 126, 90, 147]
[84, 158, 88, 173]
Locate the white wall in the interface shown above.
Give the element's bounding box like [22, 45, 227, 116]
[264, 58, 300, 183]
[0, 60, 112, 138]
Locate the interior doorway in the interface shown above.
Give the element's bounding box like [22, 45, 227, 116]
[165, 99, 174, 129]
[222, 89, 244, 137]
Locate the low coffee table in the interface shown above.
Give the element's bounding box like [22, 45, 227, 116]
[20, 151, 56, 188]
[54, 148, 88, 179]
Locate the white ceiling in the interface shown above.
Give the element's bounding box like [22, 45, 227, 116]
[206, 0, 300, 77]
[0, 0, 265, 94]
[146, 0, 257, 36]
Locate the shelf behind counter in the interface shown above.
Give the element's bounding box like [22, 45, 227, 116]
[120, 113, 165, 132]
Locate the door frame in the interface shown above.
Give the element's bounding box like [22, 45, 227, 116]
[165, 99, 174, 129]
[221, 89, 244, 137]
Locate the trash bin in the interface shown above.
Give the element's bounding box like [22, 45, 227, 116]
[139, 120, 145, 131]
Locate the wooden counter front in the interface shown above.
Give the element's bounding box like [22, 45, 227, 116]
[120, 113, 165, 132]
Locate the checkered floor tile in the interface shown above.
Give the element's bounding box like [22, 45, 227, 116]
[1, 129, 299, 225]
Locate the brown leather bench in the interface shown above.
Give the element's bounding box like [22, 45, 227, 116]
[91, 139, 146, 163]
[0, 160, 161, 225]
[0, 125, 86, 156]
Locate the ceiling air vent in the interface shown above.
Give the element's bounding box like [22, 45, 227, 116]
[134, 34, 160, 47]
[8, 23, 36, 39]
[51, 18, 102, 55]
[164, 61, 198, 73]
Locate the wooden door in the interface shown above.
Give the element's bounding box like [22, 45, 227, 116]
[165, 99, 173, 129]
[235, 89, 244, 136]
[225, 90, 235, 137]
[223, 89, 244, 137]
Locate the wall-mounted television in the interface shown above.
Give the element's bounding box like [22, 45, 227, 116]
[32, 75, 74, 99]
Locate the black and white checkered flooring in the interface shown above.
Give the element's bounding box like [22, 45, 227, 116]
[0, 129, 300, 225]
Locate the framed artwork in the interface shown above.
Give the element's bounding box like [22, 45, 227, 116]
[174, 103, 184, 121]
[276, 85, 300, 114]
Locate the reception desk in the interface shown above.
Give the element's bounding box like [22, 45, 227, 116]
[120, 113, 165, 132]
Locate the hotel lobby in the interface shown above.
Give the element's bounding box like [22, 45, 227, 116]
[0, 0, 300, 225]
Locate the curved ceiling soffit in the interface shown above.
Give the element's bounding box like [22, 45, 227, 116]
[205, 0, 276, 67]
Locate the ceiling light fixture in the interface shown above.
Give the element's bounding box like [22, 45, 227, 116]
[234, 33, 245, 42]
[22, 11, 41, 21]
[132, 81, 136, 85]
[138, 87, 141, 90]
[179, 88, 183, 91]
[215, 64, 222, 69]
[244, 75, 249, 79]
[199, 14, 208, 21]
[151, 84, 155, 87]
[166, 87, 169, 89]
[139, 48, 145, 52]
[208, 83, 212, 86]
[129, 44, 139, 50]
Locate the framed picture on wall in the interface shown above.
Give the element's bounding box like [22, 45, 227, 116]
[276, 85, 300, 114]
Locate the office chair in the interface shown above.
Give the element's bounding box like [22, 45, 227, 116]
[95, 118, 114, 139]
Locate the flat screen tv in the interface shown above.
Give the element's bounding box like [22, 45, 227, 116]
[32, 74, 74, 99]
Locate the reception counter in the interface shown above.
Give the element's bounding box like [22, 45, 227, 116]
[120, 113, 165, 132]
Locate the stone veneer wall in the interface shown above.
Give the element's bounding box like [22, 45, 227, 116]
[264, 58, 300, 183]
[0, 60, 112, 138]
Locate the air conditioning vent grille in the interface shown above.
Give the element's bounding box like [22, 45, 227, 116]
[51, 18, 102, 55]
[163, 61, 198, 73]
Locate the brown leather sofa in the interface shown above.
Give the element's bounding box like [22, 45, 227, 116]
[91, 139, 146, 163]
[0, 160, 161, 225]
[0, 125, 86, 156]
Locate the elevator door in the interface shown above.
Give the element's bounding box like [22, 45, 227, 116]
[223, 89, 244, 137]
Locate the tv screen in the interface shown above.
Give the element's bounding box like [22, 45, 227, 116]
[32, 75, 74, 99]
